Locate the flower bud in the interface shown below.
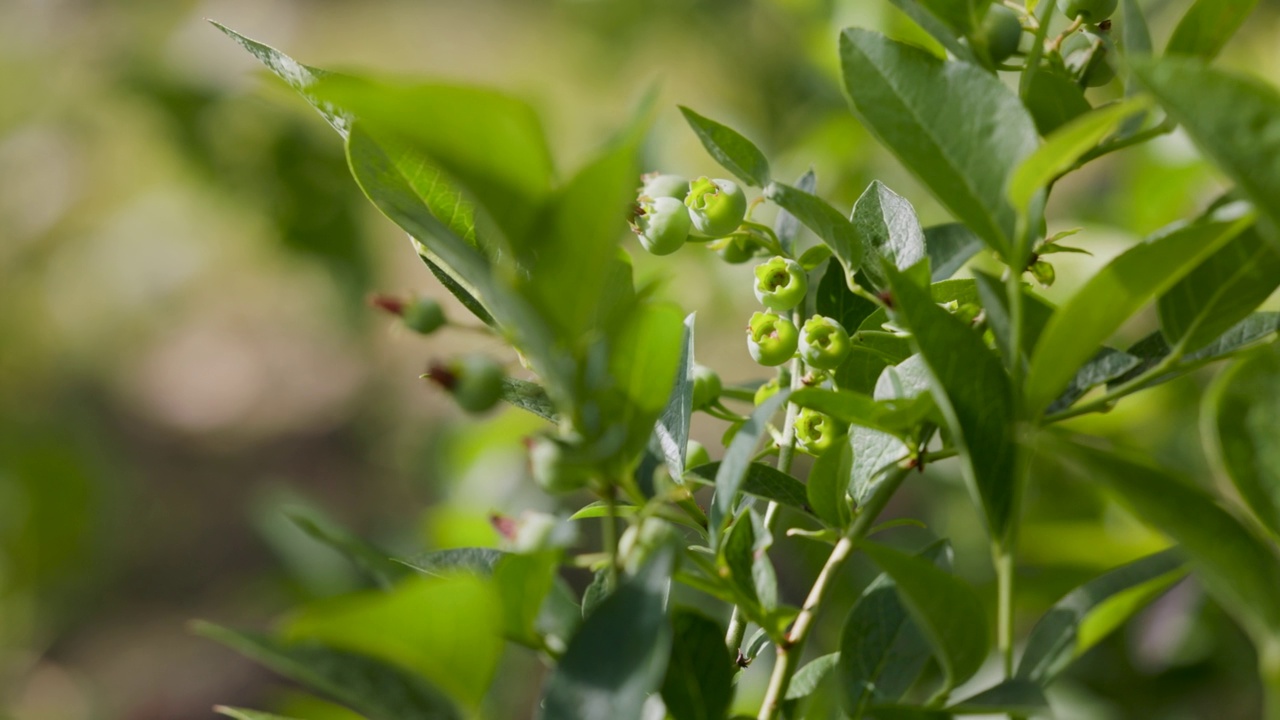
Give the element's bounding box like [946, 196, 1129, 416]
[747, 312, 799, 367]
[685, 177, 747, 238]
[753, 257, 808, 311]
[799, 315, 852, 370]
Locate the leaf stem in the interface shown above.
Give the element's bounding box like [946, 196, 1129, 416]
[996, 545, 1017, 678]
[756, 465, 913, 720]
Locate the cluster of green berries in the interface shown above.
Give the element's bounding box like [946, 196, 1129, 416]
[630, 173, 748, 256]
[744, 257, 851, 372]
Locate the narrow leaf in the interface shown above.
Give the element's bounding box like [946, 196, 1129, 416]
[776, 169, 817, 255]
[1204, 344, 1280, 540]
[1166, 0, 1260, 61]
[689, 461, 810, 515]
[679, 106, 771, 187]
[1023, 69, 1092, 136]
[946, 680, 1047, 715]
[924, 224, 982, 281]
[809, 442, 854, 529]
[287, 513, 411, 589]
[712, 391, 792, 537]
[885, 0, 979, 64]
[764, 182, 863, 285]
[501, 378, 558, 422]
[648, 314, 696, 480]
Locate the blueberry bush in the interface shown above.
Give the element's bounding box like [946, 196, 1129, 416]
[203, 1, 1280, 718]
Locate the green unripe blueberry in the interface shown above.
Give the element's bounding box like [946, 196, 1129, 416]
[619, 517, 679, 575]
[691, 363, 722, 410]
[753, 256, 808, 311]
[631, 195, 692, 256]
[754, 377, 781, 406]
[685, 439, 711, 469]
[981, 5, 1023, 64]
[640, 172, 690, 200]
[795, 408, 847, 455]
[1030, 260, 1057, 287]
[798, 315, 852, 370]
[1063, 33, 1115, 87]
[685, 177, 747, 238]
[1062, 0, 1117, 22]
[403, 297, 446, 335]
[529, 436, 592, 493]
[718, 235, 759, 264]
[428, 354, 504, 413]
[747, 312, 799, 367]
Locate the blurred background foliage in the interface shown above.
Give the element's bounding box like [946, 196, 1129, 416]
[2, 0, 1280, 718]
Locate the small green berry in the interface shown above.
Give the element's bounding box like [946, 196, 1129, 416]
[427, 355, 504, 413]
[717, 235, 759, 264]
[981, 5, 1023, 64]
[1062, 33, 1115, 87]
[795, 408, 847, 455]
[754, 377, 781, 406]
[691, 364, 723, 410]
[529, 436, 592, 493]
[1030, 260, 1056, 287]
[798, 315, 852, 370]
[747, 312, 799, 367]
[640, 172, 690, 200]
[1062, 0, 1117, 22]
[632, 195, 692, 256]
[403, 297, 446, 335]
[753, 256, 808, 311]
[685, 439, 712, 470]
[685, 177, 747, 238]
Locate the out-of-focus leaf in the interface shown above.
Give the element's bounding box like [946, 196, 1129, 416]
[885, 0, 979, 63]
[689, 461, 809, 516]
[396, 548, 505, 577]
[945, 680, 1047, 714]
[711, 391, 792, 538]
[786, 652, 840, 701]
[1017, 548, 1186, 683]
[971, 270, 1055, 372]
[1023, 69, 1092, 136]
[287, 513, 411, 590]
[809, 442, 854, 529]
[886, 267, 1019, 541]
[840, 29, 1039, 257]
[1166, 0, 1260, 61]
[215, 708, 302, 720]
[721, 512, 764, 613]
[853, 181, 927, 291]
[648, 314, 696, 481]
[540, 548, 675, 720]
[501, 378, 559, 422]
[1054, 438, 1280, 644]
[859, 542, 990, 692]
[1133, 59, 1280, 243]
[1024, 203, 1255, 416]
[493, 552, 560, 646]
[195, 622, 461, 720]
[1205, 344, 1280, 539]
[1046, 347, 1140, 415]
[608, 301, 687, 463]
[765, 182, 863, 286]
[1157, 227, 1280, 352]
[924, 224, 983, 281]
[661, 610, 734, 720]
[776, 169, 817, 255]
[1102, 313, 1280, 397]
[679, 106, 771, 187]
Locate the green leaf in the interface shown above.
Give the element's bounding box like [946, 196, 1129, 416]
[924, 224, 982, 281]
[764, 182, 863, 286]
[711, 391, 792, 538]
[946, 680, 1047, 715]
[492, 552, 560, 646]
[1133, 59, 1280, 243]
[1166, 0, 1260, 61]
[661, 610, 735, 720]
[688, 461, 810, 516]
[817, 260, 878, 336]
[1017, 548, 1186, 683]
[1007, 98, 1150, 212]
[540, 548, 674, 720]
[1023, 67, 1093, 137]
[854, 181, 927, 291]
[1205, 344, 1280, 540]
[1024, 203, 1256, 416]
[886, 267, 1019, 541]
[839, 29, 1039, 257]
[1157, 227, 1280, 352]
[215, 708, 302, 720]
[851, 356, 932, 506]
[912, 0, 981, 36]
[1119, 0, 1153, 55]
[679, 106, 771, 188]
[859, 541, 990, 692]
[884, 0, 979, 64]
[607, 301, 687, 463]
[776, 169, 817, 256]
[721, 512, 764, 611]
[1053, 438, 1280, 644]
[284, 575, 503, 706]
[286, 513, 411, 590]
[809, 442, 854, 529]
[649, 314, 696, 481]
[790, 388, 896, 435]
[194, 622, 461, 720]
[396, 547, 505, 577]
[501, 378, 559, 422]
[1045, 347, 1140, 415]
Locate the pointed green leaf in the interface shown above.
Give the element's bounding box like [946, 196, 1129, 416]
[501, 378, 558, 422]
[851, 356, 932, 506]
[679, 106, 771, 188]
[809, 442, 854, 529]
[194, 622, 461, 720]
[1023, 69, 1093, 136]
[859, 541, 990, 691]
[854, 181, 927, 291]
[1205, 344, 1280, 540]
[1025, 203, 1256, 416]
[286, 513, 411, 590]
[913, 0, 981, 35]
[776, 169, 817, 255]
[1133, 59, 1280, 243]
[816, 259, 878, 335]
[711, 390, 792, 537]
[1017, 548, 1186, 683]
[1045, 347, 1140, 415]
[688, 461, 810, 515]
[946, 680, 1047, 715]
[649, 314, 696, 480]
[924, 224, 983, 281]
[764, 182, 863, 285]
[1166, 0, 1260, 61]
[661, 610, 735, 720]
[884, 0, 979, 64]
[396, 548, 506, 577]
[540, 549, 674, 720]
[839, 29, 1039, 256]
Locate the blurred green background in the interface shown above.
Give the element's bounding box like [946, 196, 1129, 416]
[3, 0, 1280, 718]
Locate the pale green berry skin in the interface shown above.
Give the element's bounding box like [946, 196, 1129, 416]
[795, 408, 847, 455]
[633, 196, 692, 255]
[799, 315, 852, 370]
[686, 177, 747, 238]
[453, 355, 504, 413]
[1062, 0, 1117, 22]
[691, 364, 722, 410]
[754, 257, 808, 311]
[530, 437, 592, 493]
[747, 312, 799, 367]
[685, 440, 711, 469]
[404, 297, 446, 335]
[640, 173, 690, 200]
[981, 5, 1023, 64]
